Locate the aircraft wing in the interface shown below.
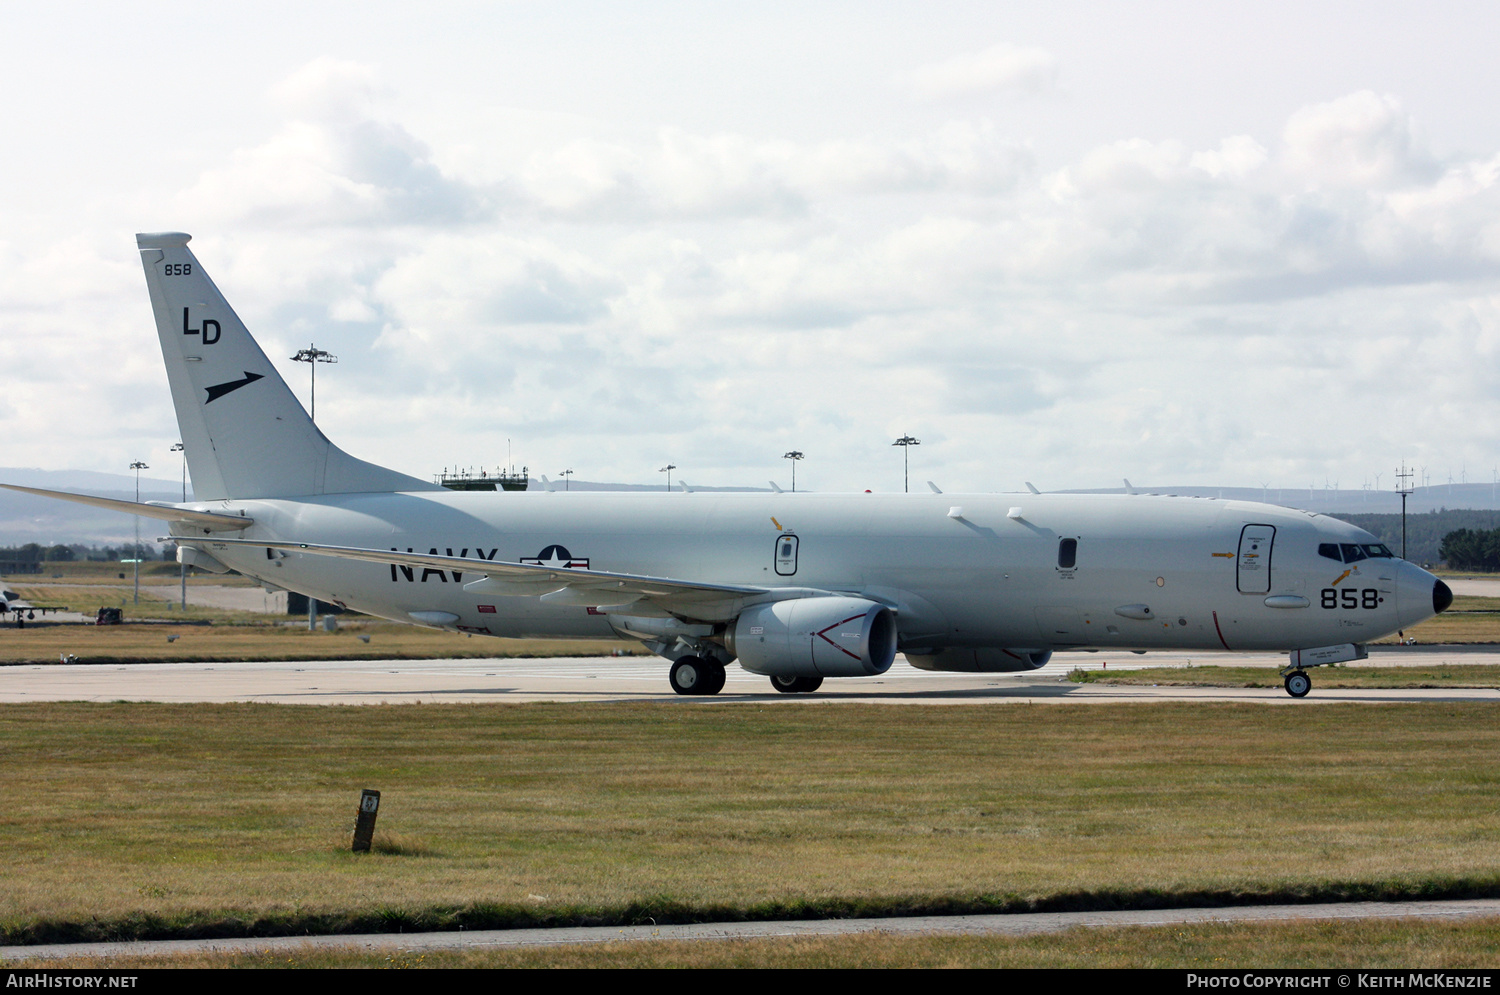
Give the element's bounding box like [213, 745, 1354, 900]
[176, 537, 792, 620]
[1, 484, 253, 532]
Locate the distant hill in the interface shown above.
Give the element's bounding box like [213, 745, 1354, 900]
[0, 467, 190, 547]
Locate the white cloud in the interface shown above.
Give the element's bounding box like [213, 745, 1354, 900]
[1190, 136, 1268, 179]
[10, 40, 1500, 496]
[1282, 90, 1437, 188]
[904, 43, 1059, 101]
[177, 60, 481, 228]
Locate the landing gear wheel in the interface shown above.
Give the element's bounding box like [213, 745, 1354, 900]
[698, 660, 726, 695]
[770, 674, 824, 694]
[670, 656, 706, 695]
[670, 656, 725, 696]
[1284, 670, 1311, 698]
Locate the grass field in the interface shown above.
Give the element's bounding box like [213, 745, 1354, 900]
[1, 568, 641, 664]
[0, 621, 639, 665]
[1, 701, 1497, 949]
[15, 917, 1500, 968]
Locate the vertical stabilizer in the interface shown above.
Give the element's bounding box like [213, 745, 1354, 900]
[137, 232, 439, 500]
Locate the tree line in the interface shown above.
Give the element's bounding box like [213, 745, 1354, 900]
[1438, 528, 1500, 571]
[1335, 509, 1500, 567]
[0, 542, 169, 563]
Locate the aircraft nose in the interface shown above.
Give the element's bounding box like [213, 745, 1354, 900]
[1433, 578, 1453, 615]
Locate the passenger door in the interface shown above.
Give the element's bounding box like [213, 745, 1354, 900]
[774, 533, 799, 576]
[1237, 524, 1275, 594]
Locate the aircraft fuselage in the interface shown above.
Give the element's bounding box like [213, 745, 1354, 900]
[185, 489, 1440, 654]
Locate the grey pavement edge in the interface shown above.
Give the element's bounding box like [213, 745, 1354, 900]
[5, 899, 1499, 963]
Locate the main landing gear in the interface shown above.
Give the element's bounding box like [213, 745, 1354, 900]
[770, 674, 823, 694]
[1283, 670, 1311, 698]
[670, 655, 726, 696]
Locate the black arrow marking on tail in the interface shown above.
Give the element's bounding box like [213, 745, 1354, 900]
[204, 371, 265, 404]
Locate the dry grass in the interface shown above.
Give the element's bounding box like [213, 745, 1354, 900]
[1, 701, 1498, 946]
[2, 570, 640, 663]
[0, 622, 638, 665]
[13, 917, 1500, 969]
[3, 584, 266, 627]
[1373, 608, 1500, 644]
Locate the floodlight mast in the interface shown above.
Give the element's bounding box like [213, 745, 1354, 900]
[660, 464, 677, 491]
[783, 451, 804, 492]
[129, 460, 148, 604]
[560, 469, 574, 492]
[171, 443, 186, 610]
[289, 344, 338, 422]
[892, 435, 920, 493]
[1396, 462, 1415, 560]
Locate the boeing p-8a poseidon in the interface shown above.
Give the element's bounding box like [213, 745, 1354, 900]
[4, 233, 1453, 698]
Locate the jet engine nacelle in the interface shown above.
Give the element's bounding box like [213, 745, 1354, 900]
[728, 597, 897, 678]
[905, 647, 1053, 673]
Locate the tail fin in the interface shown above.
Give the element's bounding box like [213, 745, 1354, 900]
[136, 233, 439, 500]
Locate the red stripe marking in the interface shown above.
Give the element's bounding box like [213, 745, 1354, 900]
[816, 614, 866, 661]
[1212, 610, 1231, 650]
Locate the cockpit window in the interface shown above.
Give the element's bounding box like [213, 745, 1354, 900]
[1323, 543, 1395, 564]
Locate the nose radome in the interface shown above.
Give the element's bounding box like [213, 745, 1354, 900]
[1433, 579, 1453, 615]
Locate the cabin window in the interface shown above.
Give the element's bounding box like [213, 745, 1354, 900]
[1057, 537, 1078, 570]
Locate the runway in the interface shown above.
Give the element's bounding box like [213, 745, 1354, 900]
[3, 645, 1498, 705]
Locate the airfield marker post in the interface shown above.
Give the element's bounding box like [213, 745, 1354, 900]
[352, 789, 381, 852]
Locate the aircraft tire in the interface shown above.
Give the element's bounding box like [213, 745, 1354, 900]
[770, 674, 824, 694]
[670, 656, 710, 695]
[1284, 671, 1311, 698]
[699, 661, 726, 696]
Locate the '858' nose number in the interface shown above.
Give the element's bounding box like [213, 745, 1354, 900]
[1321, 588, 1381, 609]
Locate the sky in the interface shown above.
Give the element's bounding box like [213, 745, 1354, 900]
[3, 1, 1500, 495]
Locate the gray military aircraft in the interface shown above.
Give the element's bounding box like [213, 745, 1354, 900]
[2, 233, 1453, 697]
[0, 588, 67, 627]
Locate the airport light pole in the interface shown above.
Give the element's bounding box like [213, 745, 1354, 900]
[171, 443, 186, 610]
[289, 344, 338, 422]
[660, 464, 677, 492]
[129, 461, 148, 604]
[892, 435, 920, 493]
[560, 469, 574, 492]
[1396, 462, 1415, 560]
[782, 451, 804, 492]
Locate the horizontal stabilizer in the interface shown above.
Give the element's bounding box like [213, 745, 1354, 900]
[2, 484, 254, 531]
